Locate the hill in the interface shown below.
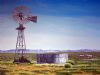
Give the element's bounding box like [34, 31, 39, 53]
[0, 49, 100, 53]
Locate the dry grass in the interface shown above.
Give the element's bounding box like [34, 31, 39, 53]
[0, 63, 63, 75]
[0, 53, 100, 75]
[0, 63, 100, 75]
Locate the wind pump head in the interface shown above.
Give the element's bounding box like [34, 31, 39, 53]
[12, 6, 37, 25]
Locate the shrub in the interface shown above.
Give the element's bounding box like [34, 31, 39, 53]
[66, 60, 75, 65]
[65, 63, 72, 68]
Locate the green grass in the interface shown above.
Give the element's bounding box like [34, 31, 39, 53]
[0, 52, 100, 75]
[0, 53, 36, 63]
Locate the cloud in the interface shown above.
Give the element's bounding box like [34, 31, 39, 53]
[0, 15, 100, 50]
[32, 15, 100, 37]
[25, 33, 100, 50]
[0, 36, 16, 50]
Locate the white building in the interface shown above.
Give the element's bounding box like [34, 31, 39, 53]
[55, 53, 68, 64]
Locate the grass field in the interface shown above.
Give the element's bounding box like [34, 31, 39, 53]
[0, 63, 100, 75]
[0, 52, 100, 75]
[0, 63, 64, 75]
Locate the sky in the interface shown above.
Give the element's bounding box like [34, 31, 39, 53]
[0, 0, 100, 50]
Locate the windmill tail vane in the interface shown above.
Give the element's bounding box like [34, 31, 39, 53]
[27, 16, 37, 23]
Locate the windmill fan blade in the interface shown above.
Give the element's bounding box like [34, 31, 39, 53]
[27, 16, 37, 23]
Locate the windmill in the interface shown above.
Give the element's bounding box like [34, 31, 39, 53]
[12, 6, 37, 63]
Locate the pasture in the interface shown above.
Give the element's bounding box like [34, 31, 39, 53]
[0, 52, 100, 75]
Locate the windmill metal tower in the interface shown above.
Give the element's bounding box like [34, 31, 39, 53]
[12, 6, 37, 63]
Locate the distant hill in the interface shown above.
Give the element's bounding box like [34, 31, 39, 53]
[0, 49, 100, 53]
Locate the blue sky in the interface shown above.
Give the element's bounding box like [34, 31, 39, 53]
[0, 0, 100, 50]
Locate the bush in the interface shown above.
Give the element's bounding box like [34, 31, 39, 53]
[66, 60, 75, 65]
[65, 63, 72, 68]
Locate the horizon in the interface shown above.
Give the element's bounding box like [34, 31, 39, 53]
[0, 48, 100, 51]
[0, 0, 100, 50]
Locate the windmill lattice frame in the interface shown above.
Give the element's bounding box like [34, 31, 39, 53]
[12, 6, 37, 63]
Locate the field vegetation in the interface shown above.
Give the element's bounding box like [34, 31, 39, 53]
[0, 52, 100, 75]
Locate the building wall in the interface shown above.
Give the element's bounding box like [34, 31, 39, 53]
[36, 53, 68, 64]
[55, 53, 68, 64]
[36, 53, 56, 64]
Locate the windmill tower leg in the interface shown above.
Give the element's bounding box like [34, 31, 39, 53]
[13, 24, 30, 63]
[12, 6, 37, 63]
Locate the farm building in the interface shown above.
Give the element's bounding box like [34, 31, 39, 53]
[36, 53, 68, 64]
[55, 53, 68, 64]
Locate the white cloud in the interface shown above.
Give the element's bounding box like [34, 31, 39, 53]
[25, 33, 100, 50]
[0, 15, 100, 50]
